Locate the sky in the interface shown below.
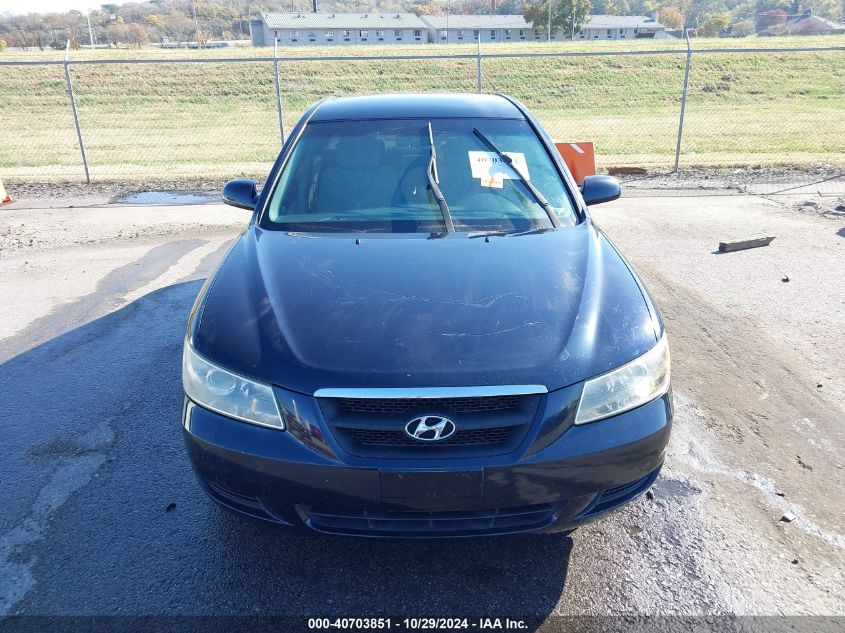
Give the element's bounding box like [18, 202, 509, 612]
[0, 0, 126, 14]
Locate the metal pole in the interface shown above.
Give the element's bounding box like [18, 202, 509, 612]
[547, 0, 552, 42]
[274, 38, 284, 144]
[673, 29, 692, 173]
[86, 10, 95, 48]
[64, 41, 90, 184]
[476, 36, 482, 93]
[191, 0, 201, 47]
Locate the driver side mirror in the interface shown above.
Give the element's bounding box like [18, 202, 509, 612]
[222, 179, 258, 210]
[580, 175, 621, 206]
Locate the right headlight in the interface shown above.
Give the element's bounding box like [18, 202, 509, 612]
[575, 333, 670, 425]
[182, 341, 284, 430]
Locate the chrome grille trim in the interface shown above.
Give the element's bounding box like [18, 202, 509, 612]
[339, 395, 521, 415]
[313, 385, 548, 398]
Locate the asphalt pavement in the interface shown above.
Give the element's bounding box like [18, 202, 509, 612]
[0, 187, 843, 620]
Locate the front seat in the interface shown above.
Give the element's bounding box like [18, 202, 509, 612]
[314, 137, 397, 214]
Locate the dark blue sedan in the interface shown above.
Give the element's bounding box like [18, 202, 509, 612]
[181, 94, 672, 538]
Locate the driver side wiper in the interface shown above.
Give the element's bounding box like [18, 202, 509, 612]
[471, 128, 560, 228]
[427, 122, 455, 233]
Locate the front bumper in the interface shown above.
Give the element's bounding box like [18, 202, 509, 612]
[183, 390, 672, 538]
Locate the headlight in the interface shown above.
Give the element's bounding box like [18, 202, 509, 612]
[182, 342, 284, 430]
[575, 334, 670, 425]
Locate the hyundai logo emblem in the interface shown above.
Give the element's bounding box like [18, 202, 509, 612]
[404, 415, 457, 442]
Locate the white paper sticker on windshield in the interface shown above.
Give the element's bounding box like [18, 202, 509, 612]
[468, 151, 530, 188]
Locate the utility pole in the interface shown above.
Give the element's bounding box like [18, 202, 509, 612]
[86, 9, 95, 48]
[547, 0, 551, 41]
[190, 0, 201, 47]
[234, 0, 243, 39]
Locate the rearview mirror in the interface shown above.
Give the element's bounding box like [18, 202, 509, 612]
[580, 175, 621, 206]
[222, 179, 258, 210]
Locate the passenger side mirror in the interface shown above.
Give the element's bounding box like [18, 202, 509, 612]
[222, 179, 259, 210]
[580, 175, 621, 206]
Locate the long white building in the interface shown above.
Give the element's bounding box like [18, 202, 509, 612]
[250, 13, 668, 46]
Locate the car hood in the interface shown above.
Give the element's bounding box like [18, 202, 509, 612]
[194, 223, 659, 395]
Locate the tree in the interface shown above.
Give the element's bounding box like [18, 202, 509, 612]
[144, 14, 165, 39]
[127, 23, 150, 46]
[407, 2, 444, 15]
[163, 13, 196, 43]
[0, 38, 6, 52]
[602, 0, 631, 14]
[524, 0, 592, 39]
[658, 4, 685, 27]
[804, 0, 841, 19]
[698, 10, 730, 34]
[755, 7, 787, 31]
[4, 30, 32, 50]
[727, 18, 755, 35]
[106, 21, 130, 45]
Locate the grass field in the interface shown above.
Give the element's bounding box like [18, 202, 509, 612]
[0, 36, 843, 182]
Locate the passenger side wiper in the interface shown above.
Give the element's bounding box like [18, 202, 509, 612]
[467, 227, 552, 239]
[471, 128, 560, 228]
[427, 122, 455, 233]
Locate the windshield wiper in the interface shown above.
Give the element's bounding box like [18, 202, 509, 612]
[471, 128, 560, 228]
[467, 227, 552, 239]
[427, 122, 455, 233]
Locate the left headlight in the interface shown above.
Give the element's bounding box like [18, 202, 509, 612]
[575, 333, 670, 425]
[182, 342, 284, 430]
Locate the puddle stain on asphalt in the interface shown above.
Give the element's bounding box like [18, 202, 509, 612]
[115, 192, 219, 206]
[0, 419, 114, 615]
[672, 391, 845, 549]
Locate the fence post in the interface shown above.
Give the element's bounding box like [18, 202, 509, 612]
[673, 30, 692, 173]
[274, 38, 285, 145]
[476, 37, 482, 93]
[64, 40, 90, 184]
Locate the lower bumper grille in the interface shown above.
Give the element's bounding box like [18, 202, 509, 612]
[304, 503, 558, 537]
[576, 467, 661, 519]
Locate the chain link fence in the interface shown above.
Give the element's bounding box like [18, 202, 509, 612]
[1, 44, 843, 193]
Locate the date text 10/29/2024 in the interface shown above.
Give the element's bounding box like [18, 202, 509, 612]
[308, 618, 529, 630]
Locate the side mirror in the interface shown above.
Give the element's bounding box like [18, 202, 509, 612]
[222, 179, 258, 210]
[580, 175, 621, 206]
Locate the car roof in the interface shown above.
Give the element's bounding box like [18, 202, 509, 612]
[309, 93, 525, 122]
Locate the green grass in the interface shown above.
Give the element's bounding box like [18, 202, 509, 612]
[0, 36, 842, 182]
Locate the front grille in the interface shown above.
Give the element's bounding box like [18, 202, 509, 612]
[339, 395, 521, 415]
[318, 391, 542, 458]
[348, 425, 516, 447]
[304, 503, 557, 536]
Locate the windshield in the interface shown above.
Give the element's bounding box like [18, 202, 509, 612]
[262, 118, 579, 233]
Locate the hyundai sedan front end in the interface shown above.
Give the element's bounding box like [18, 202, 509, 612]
[181, 93, 673, 538]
